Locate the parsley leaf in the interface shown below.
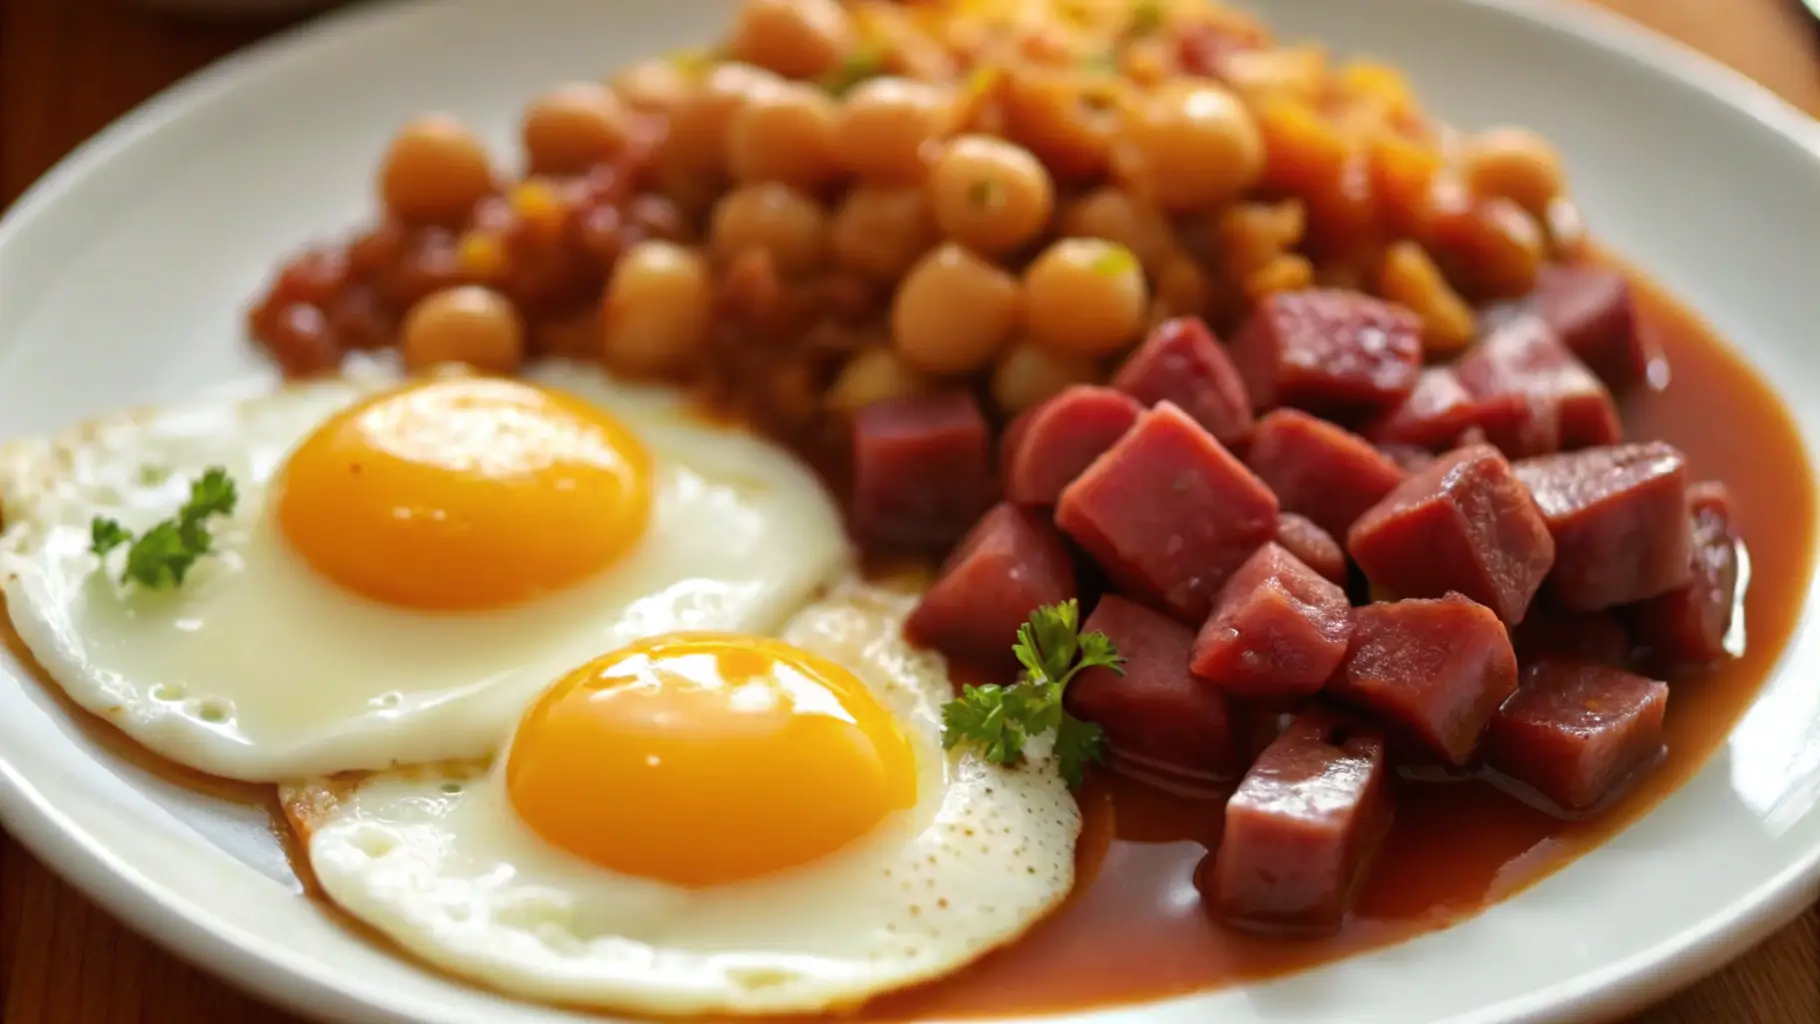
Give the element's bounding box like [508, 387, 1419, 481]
[940, 600, 1120, 788]
[90, 467, 239, 590]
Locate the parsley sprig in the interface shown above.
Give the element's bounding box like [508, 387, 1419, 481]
[90, 467, 238, 590]
[940, 600, 1119, 788]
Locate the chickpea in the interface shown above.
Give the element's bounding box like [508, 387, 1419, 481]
[710, 182, 830, 276]
[379, 114, 496, 225]
[521, 82, 631, 175]
[1458, 126, 1566, 217]
[830, 186, 936, 280]
[927, 135, 1054, 256]
[726, 82, 841, 190]
[610, 58, 691, 111]
[1023, 238, 1149, 356]
[833, 77, 953, 183]
[1118, 81, 1263, 212]
[990, 340, 1097, 414]
[827, 346, 928, 413]
[727, 0, 854, 81]
[661, 62, 784, 182]
[891, 243, 1023, 375]
[399, 286, 524, 374]
[1061, 187, 1176, 273]
[601, 241, 713, 375]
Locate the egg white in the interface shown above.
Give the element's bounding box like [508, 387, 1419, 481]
[0, 359, 851, 781]
[282, 582, 1081, 1016]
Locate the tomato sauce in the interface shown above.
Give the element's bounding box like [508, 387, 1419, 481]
[3, 267, 1811, 1020]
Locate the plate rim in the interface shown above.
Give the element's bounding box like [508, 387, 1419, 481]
[1, 1, 1818, 1022]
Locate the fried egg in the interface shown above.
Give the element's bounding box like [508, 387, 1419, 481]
[283, 583, 1080, 1016]
[0, 359, 850, 780]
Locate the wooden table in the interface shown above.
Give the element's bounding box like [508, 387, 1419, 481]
[2, 0, 1819, 1021]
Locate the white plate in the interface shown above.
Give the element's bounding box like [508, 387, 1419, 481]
[2, 0, 1819, 1022]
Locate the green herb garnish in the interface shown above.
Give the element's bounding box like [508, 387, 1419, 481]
[90, 467, 238, 590]
[820, 46, 885, 96]
[940, 600, 1118, 788]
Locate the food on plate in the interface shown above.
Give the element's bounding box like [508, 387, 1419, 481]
[0, 361, 848, 780]
[282, 584, 1080, 1015]
[49, 0, 1800, 1014]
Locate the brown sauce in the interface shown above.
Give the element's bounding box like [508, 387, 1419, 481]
[3, 266, 1812, 1019]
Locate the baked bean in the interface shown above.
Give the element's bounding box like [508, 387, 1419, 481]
[379, 114, 495, 225]
[727, 0, 854, 81]
[1150, 254, 1210, 325]
[399, 286, 525, 374]
[990, 339, 1098, 414]
[601, 240, 713, 375]
[1424, 181, 1544, 300]
[662, 63, 783, 182]
[833, 77, 953, 183]
[891, 242, 1022, 374]
[827, 346, 928, 413]
[830, 186, 936, 280]
[927, 135, 1054, 256]
[1022, 237, 1148, 356]
[521, 83, 631, 175]
[710, 182, 830, 276]
[1001, 69, 1129, 181]
[1458, 126, 1565, 217]
[1118, 80, 1263, 211]
[610, 58, 691, 111]
[726, 82, 841, 189]
[1060, 187, 1176, 273]
[1241, 253, 1314, 301]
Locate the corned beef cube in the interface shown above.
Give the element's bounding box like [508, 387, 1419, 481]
[1365, 367, 1526, 453]
[1631, 482, 1743, 664]
[1347, 445, 1556, 624]
[1001, 386, 1142, 507]
[1532, 264, 1659, 390]
[1228, 290, 1422, 416]
[1064, 595, 1246, 778]
[1485, 660, 1669, 812]
[1514, 443, 1694, 610]
[1192, 543, 1352, 702]
[907, 503, 1076, 673]
[1275, 512, 1347, 585]
[851, 390, 993, 553]
[1330, 593, 1520, 765]
[1113, 316, 1253, 446]
[1211, 709, 1392, 934]
[1057, 402, 1278, 622]
[1248, 409, 1407, 538]
[1455, 315, 1622, 457]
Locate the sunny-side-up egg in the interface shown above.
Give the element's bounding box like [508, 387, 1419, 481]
[281, 582, 1080, 1016]
[0, 359, 850, 780]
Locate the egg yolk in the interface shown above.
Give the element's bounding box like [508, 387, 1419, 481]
[275, 377, 651, 611]
[506, 634, 918, 887]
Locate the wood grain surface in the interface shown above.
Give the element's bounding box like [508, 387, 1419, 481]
[2, 1, 1819, 1022]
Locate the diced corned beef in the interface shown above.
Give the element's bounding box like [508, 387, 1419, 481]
[906, 503, 1076, 673]
[1211, 709, 1392, 934]
[1275, 512, 1347, 585]
[851, 391, 994, 553]
[1453, 426, 1491, 449]
[1454, 315, 1622, 457]
[1113, 316, 1254, 446]
[1002, 386, 1142, 507]
[1056, 402, 1279, 622]
[1330, 593, 1520, 765]
[1347, 445, 1556, 624]
[1228, 290, 1423, 416]
[1064, 595, 1247, 777]
[1533, 264, 1658, 390]
[1377, 443, 1436, 474]
[1191, 543, 1353, 702]
[1248, 409, 1407, 538]
[1511, 604, 1632, 668]
[1364, 368, 1513, 452]
[1484, 660, 1668, 812]
[1514, 443, 1694, 610]
[1631, 482, 1742, 663]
